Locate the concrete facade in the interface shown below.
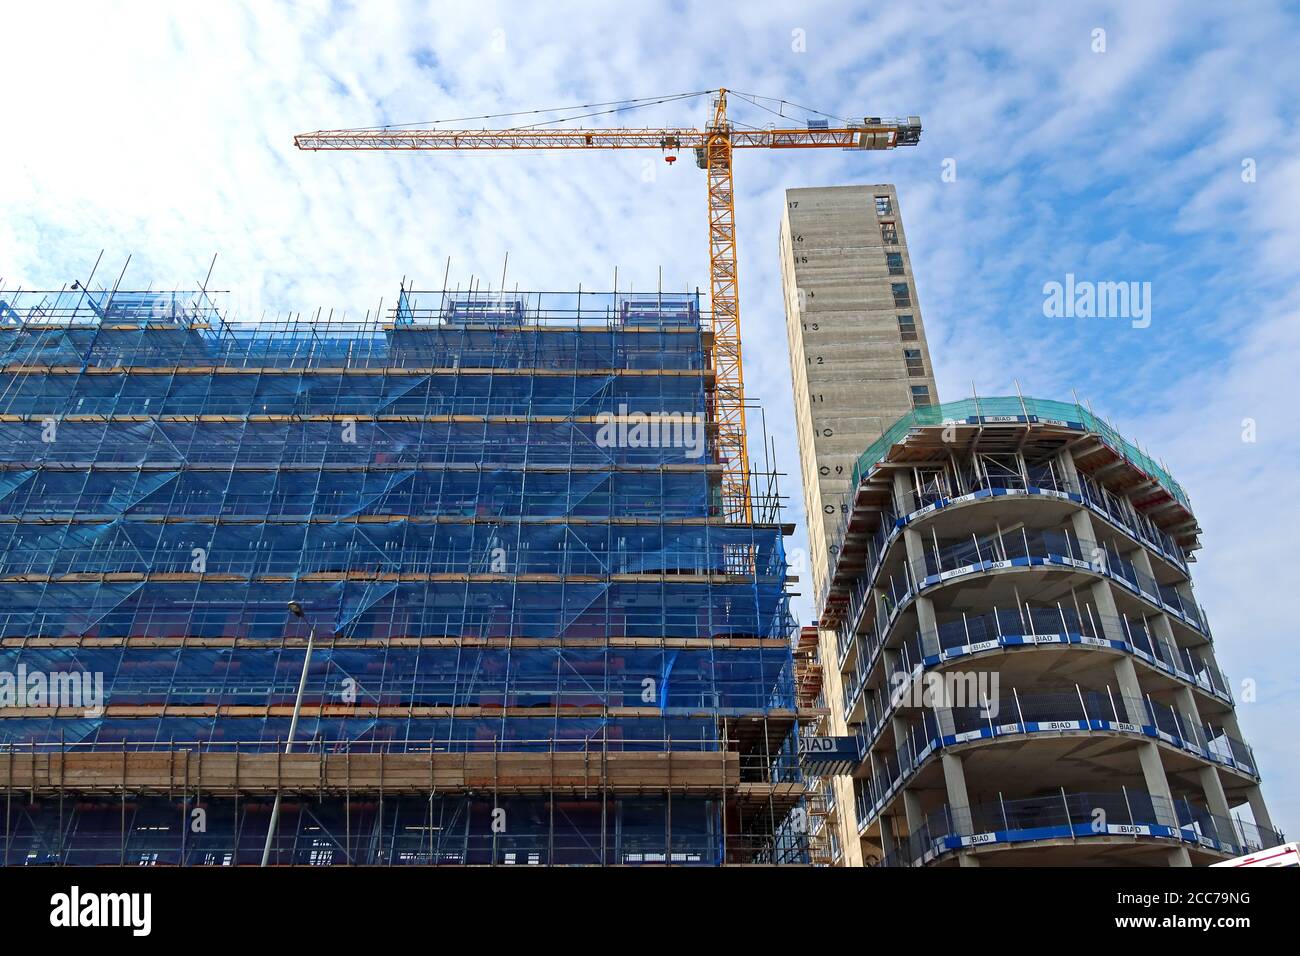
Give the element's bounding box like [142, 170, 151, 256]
[817, 405, 1279, 867]
[780, 184, 940, 603]
[779, 184, 939, 862]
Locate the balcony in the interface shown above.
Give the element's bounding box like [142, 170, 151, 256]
[870, 789, 1284, 866]
[851, 686, 1260, 828]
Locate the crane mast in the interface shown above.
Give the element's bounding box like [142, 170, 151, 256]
[296, 89, 921, 522]
[702, 90, 748, 521]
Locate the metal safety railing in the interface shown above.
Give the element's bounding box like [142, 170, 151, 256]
[838, 606, 1231, 720]
[829, 519, 1209, 660]
[873, 789, 1284, 867]
[819, 397, 1195, 613]
[851, 686, 1259, 826]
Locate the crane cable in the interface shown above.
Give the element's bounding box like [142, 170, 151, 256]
[728, 90, 853, 125]
[331, 89, 718, 133]
[325, 88, 850, 136]
[509, 90, 715, 130]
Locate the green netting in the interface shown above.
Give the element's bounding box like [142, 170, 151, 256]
[847, 396, 1190, 508]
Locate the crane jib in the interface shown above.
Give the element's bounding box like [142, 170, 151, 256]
[293, 123, 920, 152]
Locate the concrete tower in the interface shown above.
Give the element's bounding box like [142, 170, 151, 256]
[780, 183, 940, 863]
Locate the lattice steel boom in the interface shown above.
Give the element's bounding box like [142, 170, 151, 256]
[295, 89, 921, 521]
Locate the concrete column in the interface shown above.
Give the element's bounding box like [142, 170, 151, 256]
[1111, 650, 1145, 715]
[1197, 765, 1232, 824]
[1064, 468, 1103, 550]
[1066, 504, 1128, 644]
[941, 752, 972, 829]
[1056, 450, 1081, 487]
[1174, 685, 1204, 748]
[817, 626, 861, 864]
[897, 476, 926, 566]
[1195, 642, 1229, 693]
[892, 469, 914, 516]
[933, 705, 956, 737]
[1136, 742, 1177, 808]
[831, 781, 863, 867]
[895, 521, 937, 665]
[902, 525, 925, 574]
[1130, 546, 1183, 634]
[900, 788, 924, 832]
[899, 508, 936, 632]
[1214, 710, 1250, 782]
[1245, 786, 1276, 836]
[890, 709, 911, 745]
[1069, 506, 1095, 546]
[1216, 710, 1277, 833]
[883, 646, 904, 689]
[870, 587, 888, 635]
[913, 594, 938, 636]
[1129, 545, 1157, 580]
[1089, 580, 1126, 643]
[878, 812, 898, 859]
[1217, 708, 1246, 740]
[1112, 656, 1181, 815]
[1148, 610, 1182, 668]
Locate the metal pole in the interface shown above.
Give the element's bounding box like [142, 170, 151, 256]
[262, 613, 315, 867]
[1060, 787, 1075, 841]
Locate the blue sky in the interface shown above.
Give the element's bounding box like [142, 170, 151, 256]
[2, 0, 1298, 837]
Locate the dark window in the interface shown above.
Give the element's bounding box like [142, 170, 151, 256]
[897, 314, 917, 341]
[910, 385, 932, 407]
[891, 282, 911, 307]
[874, 195, 892, 217]
[880, 222, 898, 244]
[886, 252, 905, 276]
[904, 348, 924, 376]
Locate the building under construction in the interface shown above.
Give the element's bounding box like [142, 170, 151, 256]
[781, 185, 1279, 866]
[0, 281, 818, 865]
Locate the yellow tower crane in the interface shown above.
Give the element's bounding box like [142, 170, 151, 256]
[295, 89, 921, 521]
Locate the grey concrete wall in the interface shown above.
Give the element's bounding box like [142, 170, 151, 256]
[779, 183, 940, 866]
[780, 184, 940, 603]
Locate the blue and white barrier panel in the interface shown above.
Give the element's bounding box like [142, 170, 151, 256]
[800, 736, 863, 776]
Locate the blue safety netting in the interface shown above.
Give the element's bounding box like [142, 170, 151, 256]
[0, 291, 794, 738]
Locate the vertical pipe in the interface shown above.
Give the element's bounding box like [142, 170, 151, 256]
[262, 621, 316, 867]
[121, 739, 127, 866]
[1081, 596, 1097, 640]
[1060, 787, 1075, 840]
[5, 746, 11, 867]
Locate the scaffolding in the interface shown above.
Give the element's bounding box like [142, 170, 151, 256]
[0, 281, 814, 865]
